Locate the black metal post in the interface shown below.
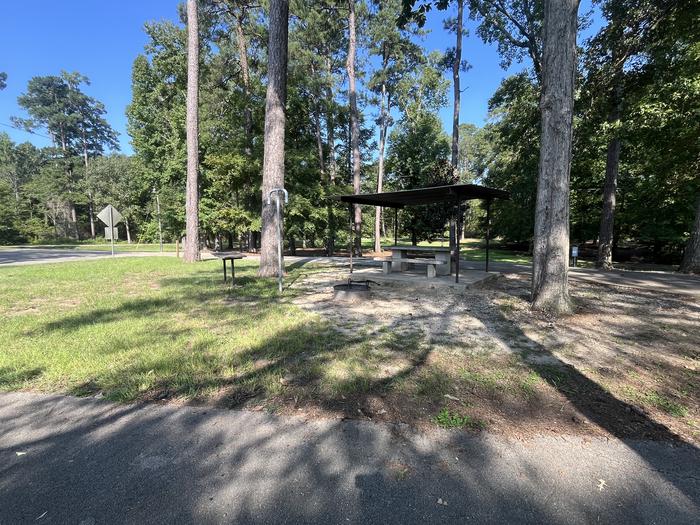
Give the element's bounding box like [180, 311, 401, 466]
[454, 199, 460, 283]
[349, 204, 354, 274]
[456, 202, 465, 284]
[393, 208, 398, 246]
[485, 199, 491, 273]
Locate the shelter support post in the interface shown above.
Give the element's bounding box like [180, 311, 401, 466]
[454, 198, 460, 283]
[485, 198, 492, 273]
[349, 204, 354, 274]
[393, 208, 398, 246]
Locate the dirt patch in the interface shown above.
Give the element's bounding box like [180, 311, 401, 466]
[279, 269, 699, 444]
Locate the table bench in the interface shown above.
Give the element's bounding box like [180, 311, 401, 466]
[374, 256, 447, 278]
[382, 245, 452, 277]
[218, 253, 245, 283]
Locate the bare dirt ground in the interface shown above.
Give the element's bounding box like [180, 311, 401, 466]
[287, 268, 699, 444]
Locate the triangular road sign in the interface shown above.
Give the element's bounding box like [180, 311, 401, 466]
[97, 205, 123, 227]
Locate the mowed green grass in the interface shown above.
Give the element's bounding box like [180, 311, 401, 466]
[1, 257, 446, 413]
[0, 257, 352, 403]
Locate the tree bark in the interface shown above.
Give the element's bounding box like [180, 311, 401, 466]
[259, 0, 289, 277]
[347, 0, 362, 256]
[184, 0, 201, 262]
[449, 0, 464, 269]
[531, 0, 580, 315]
[374, 74, 388, 254]
[125, 217, 132, 244]
[325, 57, 337, 256]
[596, 71, 623, 270]
[679, 194, 700, 273]
[81, 130, 96, 239]
[88, 199, 96, 239]
[451, 0, 463, 172]
[70, 203, 79, 240]
[325, 58, 337, 184]
[310, 64, 326, 176]
[234, 15, 253, 155]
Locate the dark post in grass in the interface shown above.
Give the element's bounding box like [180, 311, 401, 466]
[485, 198, 492, 273]
[349, 203, 354, 274]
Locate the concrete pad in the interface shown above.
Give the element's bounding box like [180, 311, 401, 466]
[349, 266, 499, 292]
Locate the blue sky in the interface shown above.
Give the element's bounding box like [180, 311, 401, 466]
[1, 1, 600, 155]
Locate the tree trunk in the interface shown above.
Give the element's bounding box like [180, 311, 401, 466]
[596, 73, 623, 270]
[347, 0, 362, 257]
[311, 65, 326, 176]
[125, 217, 132, 244]
[69, 203, 79, 240]
[449, 0, 464, 269]
[185, 0, 201, 262]
[81, 131, 96, 240]
[451, 0, 463, 173]
[531, 0, 580, 315]
[374, 77, 388, 253]
[325, 57, 337, 257]
[234, 15, 253, 155]
[259, 0, 289, 277]
[325, 57, 337, 184]
[679, 194, 700, 273]
[88, 199, 96, 239]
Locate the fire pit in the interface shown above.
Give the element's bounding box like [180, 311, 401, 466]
[333, 279, 378, 303]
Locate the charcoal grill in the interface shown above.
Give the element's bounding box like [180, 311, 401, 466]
[333, 279, 379, 303]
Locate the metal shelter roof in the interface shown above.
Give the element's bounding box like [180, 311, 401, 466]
[337, 183, 509, 209]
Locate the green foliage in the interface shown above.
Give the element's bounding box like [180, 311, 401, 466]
[483, 73, 540, 244]
[5, 0, 697, 264]
[387, 112, 452, 243]
[458, 123, 492, 182]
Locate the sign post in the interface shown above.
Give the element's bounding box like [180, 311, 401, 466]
[97, 205, 123, 257]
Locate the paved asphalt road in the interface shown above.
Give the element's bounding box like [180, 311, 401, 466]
[0, 392, 698, 524]
[0, 247, 115, 265]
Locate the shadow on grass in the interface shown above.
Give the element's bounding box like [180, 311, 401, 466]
[0, 367, 44, 389]
[6, 262, 699, 517]
[468, 278, 700, 508]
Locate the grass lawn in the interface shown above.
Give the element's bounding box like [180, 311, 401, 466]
[0, 257, 335, 403]
[1, 256, 697, 443]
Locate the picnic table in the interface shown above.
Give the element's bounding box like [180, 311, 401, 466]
[217, 252, 246, 283]
[377, 245, 451, 278]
